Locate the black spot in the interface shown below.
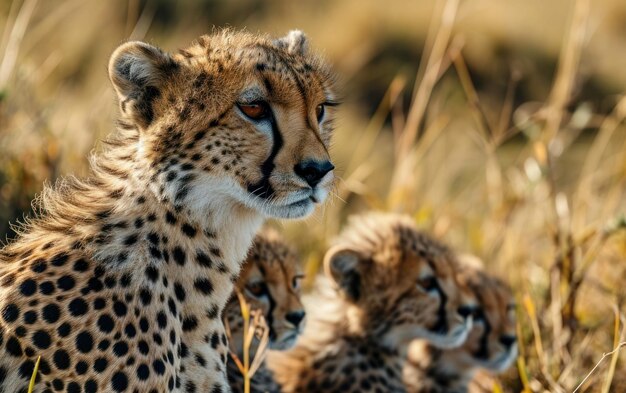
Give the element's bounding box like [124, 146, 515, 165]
[173, 247, 186, 266]
[165, 211, 177, 224]
[113, 301, 128, 317]
[31, 258, 47, 273]
[196, 251, 212, 268]
[138, 340, 149, 355]
[145, 265, 159, 282]
[124, 234, 138, 245]
[210, 332, 220, 349]
[68, 298, 89, 316]
[194, 278, 214, 295]
[134, 218, 144, 228]
[125, 323, 136, 338]
[32, 330, 51, 349]
[15, 325, 26, 337]
[186, 381, 197, 393]
[97, 314, 114, 333]
[111, 371, 128, 392]
[98, 339, 110, 351]
[42, 303, 60, 323]
[57, 275, 76, 291]
[157, 311, 168, 329]
[87, 277, 103, 292]
[104, 276, 117, 288]
[147, 232, 160, 245]
[93, 297, 106, 310]
[57, 322, 71, 337]
[6, 335, 22, 356]
[168, 297, 177, 316]
[135, 363, 150, 381]
[153, 359, 166, 375]
[53, 349, 70, 370]
[113, 341, 129, 357]
[182, 316, 198, 332]
[75, 331, 94, 353]
[181, 223, 198, 238]
[18, 359, 35, 379]
[195, 353, 206, 367]
[84, 380, 98, 393]
[139, 288, 152, 305]
[93, 357, 108, 373]
[39, 281, 55, 295]
[206, 304, 219, 319]
[53, 379, 65, 391]
[139, 317, 149, 333]
[23, 310, 37, 324]
[1, 303, 19, 323]
[174, 283, 186, 301]
[73, 259, 89, 272]
[51, 253, 69, 267]
[19, 279, 37, 296]
[75, 361, 88, 375]
[120, 273, 132, 287]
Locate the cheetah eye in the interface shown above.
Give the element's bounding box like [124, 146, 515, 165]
[417, 276, 438, 292]
[292, 274, 305, 290]
[246, 281, 268, 297]
[315, 104, 325, 122]
[238, 101, 270, 121]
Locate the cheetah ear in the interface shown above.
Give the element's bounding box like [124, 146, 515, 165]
[274, 30, 308, 56]
[324, 246, 362, 302]
[108, 41, 178, 129]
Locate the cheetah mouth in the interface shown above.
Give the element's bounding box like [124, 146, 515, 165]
[479, 345, 518, 372]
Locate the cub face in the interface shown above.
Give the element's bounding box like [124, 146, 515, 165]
[108, 30, 337, 219]
[454, 263, 517, 372]
[224, 228, 305, 356]
[324, 213, 475, 350]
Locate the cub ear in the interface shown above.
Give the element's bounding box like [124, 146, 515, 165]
[273, 30, 308, 56]
[323, 246, 362, 301]
[108, 41, 177, 129]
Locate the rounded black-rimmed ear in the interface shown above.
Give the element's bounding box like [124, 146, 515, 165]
[108, 41, 177, 129]
[323, 246, 362, 301]
[273, 30, 308, 56]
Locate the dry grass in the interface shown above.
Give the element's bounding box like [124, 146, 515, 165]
[2, 0, 626, 391]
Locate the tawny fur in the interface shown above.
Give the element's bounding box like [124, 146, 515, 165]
[0, 29, 336, 393]
[266, 213, 475, 393]
[403, 260, 517, 393]
[224, 227, 304, 393]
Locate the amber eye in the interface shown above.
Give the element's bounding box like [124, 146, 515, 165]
[292, 274, 304, 290]
[238, 101, 270, 120]
[315, 104, 325, 122]
[417, 276, 438, 292]
[246, 281, 267, 297]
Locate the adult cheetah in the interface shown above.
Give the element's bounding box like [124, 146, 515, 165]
[0, 29, 337, 393]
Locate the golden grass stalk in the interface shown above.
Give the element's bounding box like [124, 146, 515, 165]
[27, 356, 40, 393]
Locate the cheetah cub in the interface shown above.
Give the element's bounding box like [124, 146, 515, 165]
[0, 29, 337, 393]
[403, 256, 517, 393]
[224, 227, 305, 393]
[266, 213, 476, 392]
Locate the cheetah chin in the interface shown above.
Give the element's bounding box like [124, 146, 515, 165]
[384, 315, 474, 351]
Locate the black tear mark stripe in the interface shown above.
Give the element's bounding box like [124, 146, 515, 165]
[246, 114, 283, 199]
[430, 280, 449, 334]
[266, 287, 277, 342]
[474, 309, 491, 360]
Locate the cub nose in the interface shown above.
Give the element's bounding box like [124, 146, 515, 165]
[294, 160, 334, 187]
[499, 334, 517, 349]
[457, 305, 477, 320]
[285, 310, 306, 328]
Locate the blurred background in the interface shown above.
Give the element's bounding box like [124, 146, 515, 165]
[1, 0, 625, 391]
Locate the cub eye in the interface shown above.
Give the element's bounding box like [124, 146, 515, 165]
[238, 101, 270, 120]
[292, 274, 304, 290]
[417, 276, 438, 292]
[315, 104, 325, 122]
[246, 281, 267, 297]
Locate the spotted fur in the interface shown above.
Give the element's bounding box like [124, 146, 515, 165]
[266, 213, 476, 392]
[403, 257, 517, 393]
[0, 29, 336, 393]
[224, 228, 304, 393]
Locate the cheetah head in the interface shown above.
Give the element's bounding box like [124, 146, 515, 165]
[108, 30, 337, 220]
[324, 213, 476, 351]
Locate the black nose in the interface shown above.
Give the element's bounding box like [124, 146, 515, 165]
[285, 310, 306, 327]
[499, 334, 517, 348]
[457, 305, 477, 319]
[294, 160, 334, 187]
